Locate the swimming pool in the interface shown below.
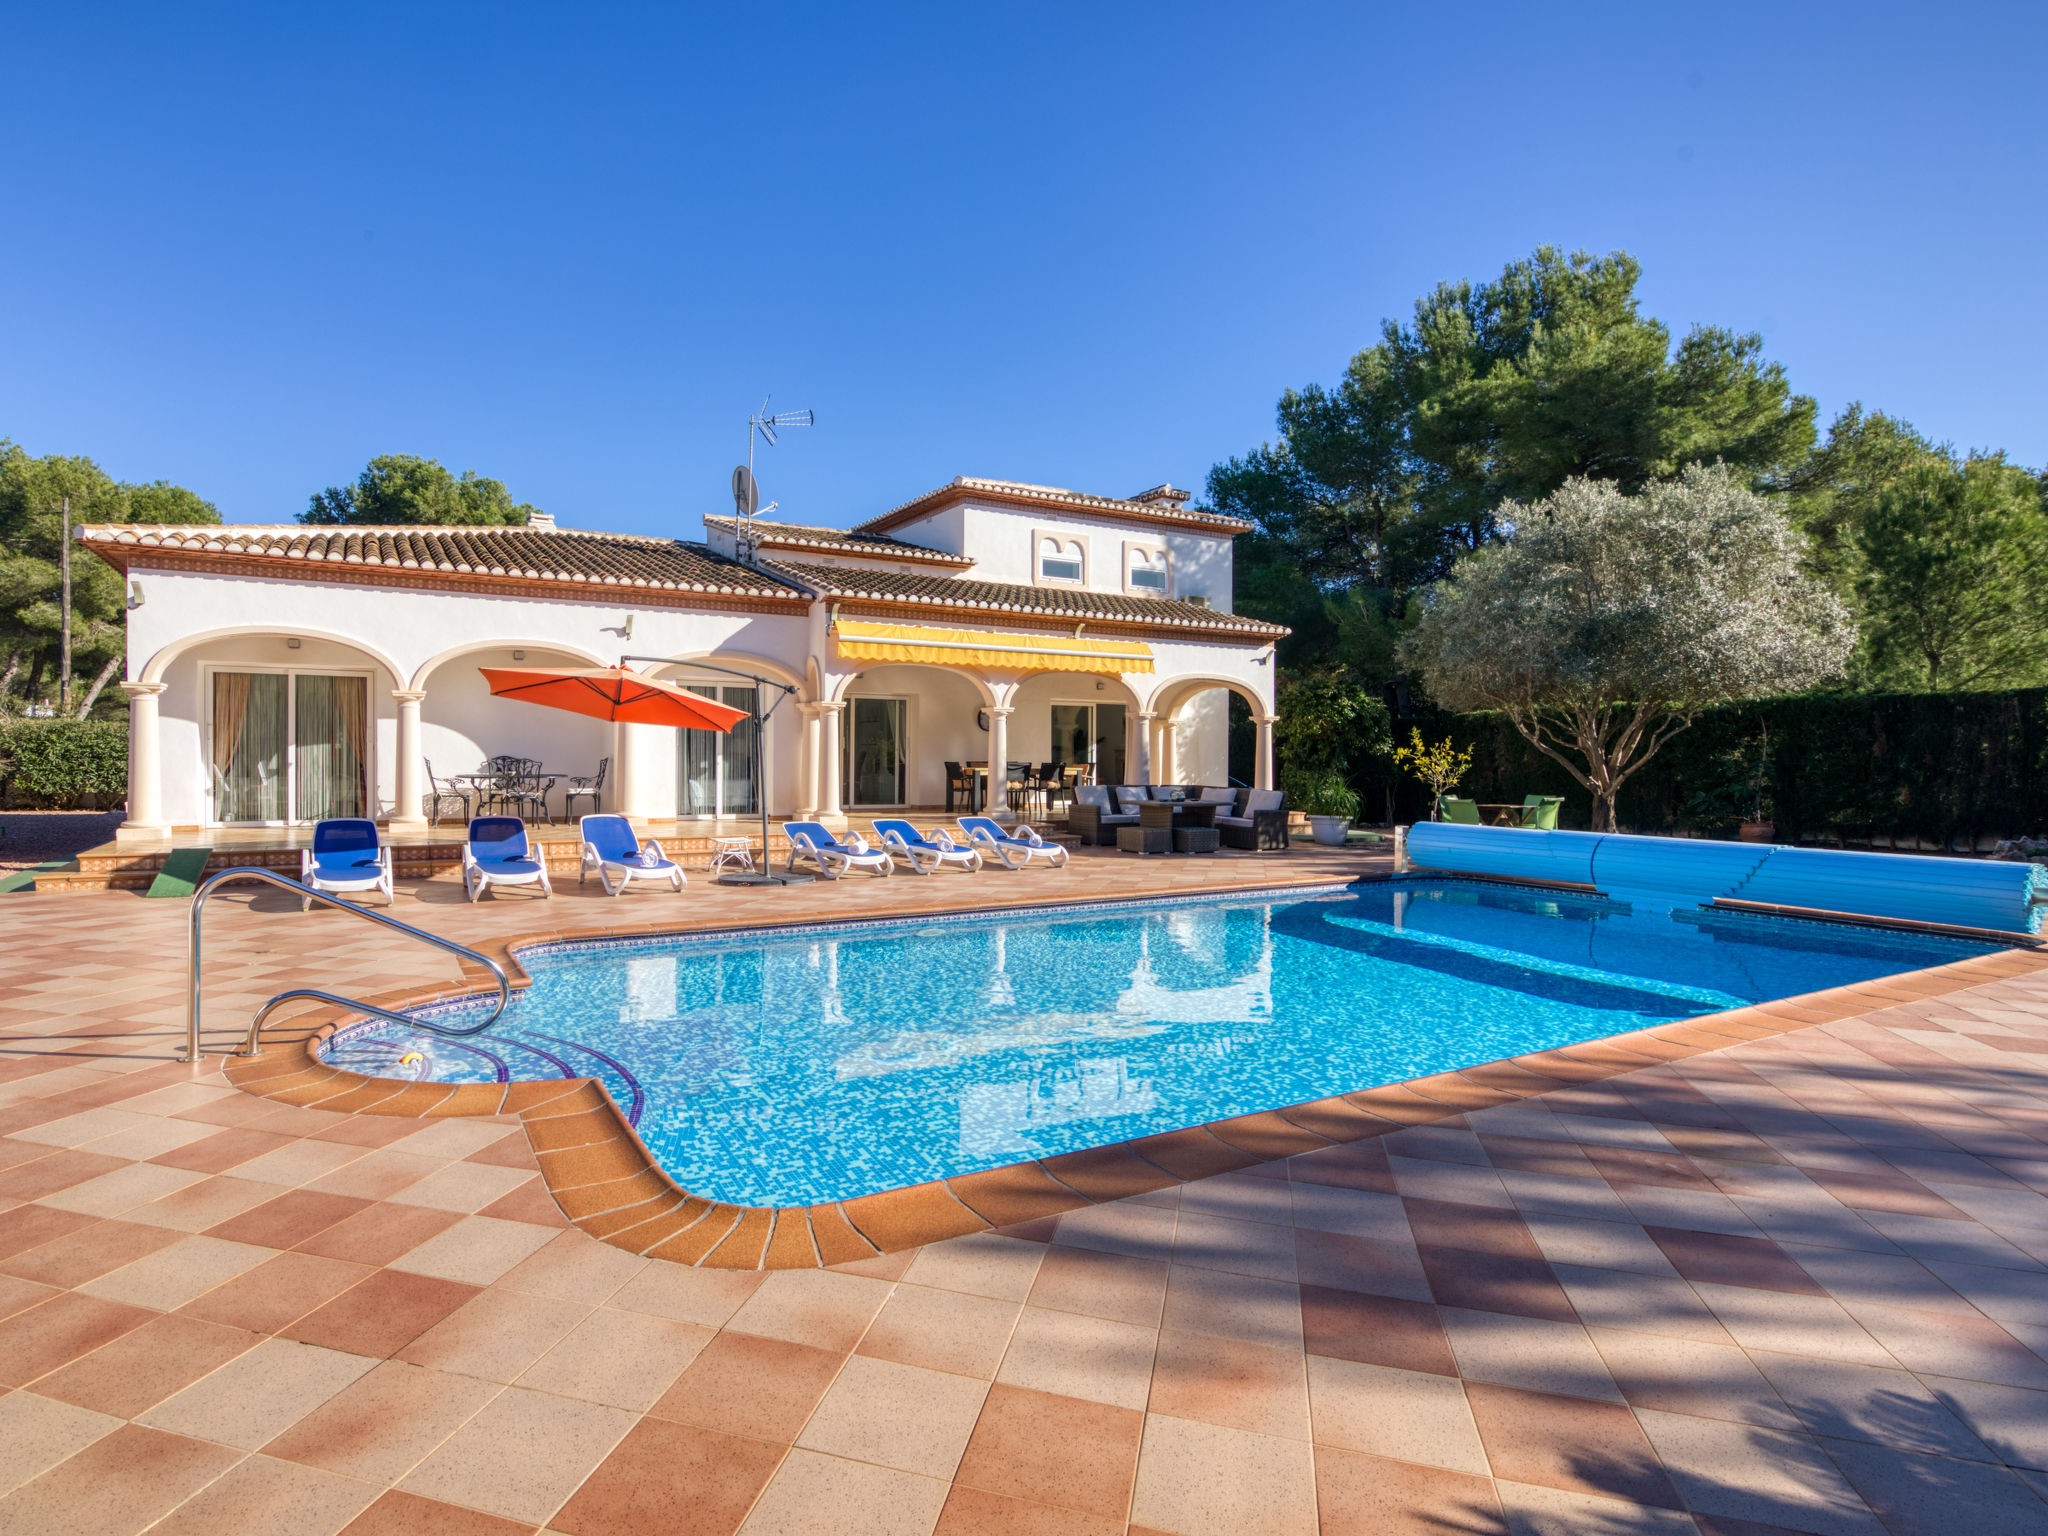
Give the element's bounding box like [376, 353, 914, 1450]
[323, 878, 1997, 1205]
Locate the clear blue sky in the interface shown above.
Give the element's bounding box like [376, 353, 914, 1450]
[4, 2, 2042, 535]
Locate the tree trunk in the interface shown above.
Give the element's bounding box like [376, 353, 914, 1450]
[0, 647, 19, 715]
[74, 654, 123, 720]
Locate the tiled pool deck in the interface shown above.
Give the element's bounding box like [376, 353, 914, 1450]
[3, 847, 2048, 1534]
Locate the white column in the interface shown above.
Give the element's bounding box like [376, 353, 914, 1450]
[1255, 714, 1278, 791]
[1134, 710, 1157, 786]
[796, 704, 820, 818]
[117, 681, 168, 842]
[818, 702, 846, 828]
[1158, 715, 1180, 786]
[986, 706, 1014, 820]
[389, 689, 428, 828]
[611, 721, 662, 822]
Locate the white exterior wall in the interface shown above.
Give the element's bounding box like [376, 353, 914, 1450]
[882, 501, 1236, 611]
[126, 564, 810, 827]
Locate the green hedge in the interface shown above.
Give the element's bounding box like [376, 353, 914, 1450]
[1399, 690, 2048, 847]
[0, 720, 129, 809]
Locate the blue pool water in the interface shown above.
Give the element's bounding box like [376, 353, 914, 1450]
[323, 879, 1996, 1205]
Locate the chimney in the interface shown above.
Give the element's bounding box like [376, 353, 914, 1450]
[1128, 484, 1192, 508]
[525, 511, 557, 531]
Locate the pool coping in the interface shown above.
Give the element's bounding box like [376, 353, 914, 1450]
[221, 874, 2048, 1269]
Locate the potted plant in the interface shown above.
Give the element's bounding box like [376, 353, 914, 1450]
[1299, 774, 1359, 846]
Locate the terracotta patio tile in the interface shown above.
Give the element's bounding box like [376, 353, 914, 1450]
[551, 1416, 784, 1536]
[1148, 1328, 1309, 1440]
[475, 1175, 570, 1228]
[205, 1187, 374, 1249]
[0, 1147, 129, 1201]
[1417, 1245, 1577, 1323]
[798, 1353, 990, 1479]
[293, 1198, 465, 1265]
[283, 1268, 483, 1357]
[995, 1305, 1158, 1412]
[0, 1423, 242, 1536]
[1299, 1284, 1456, 1377]
[1631, 1408, 1884, 1535]
[1843, 1299, 2048, 1390]
[264, 1358, 503, 1485]
[1581, 1143, 1718, 1191]
[1803, 1165, 1969, 1219]
[954, 1382, 1142, 1520]
[0, 1290, 157, 1387]
[650, 1328, 845, 1443]
[1027, 1244, 1168, 1328]
[608, 1256, 764, 1327]
[516, 1305, 715, 1411]
[1401, 1195, 1545, 1259]
[0, 1271, 59, 1323]
[125, 1173, 294, 1233]
[950, 1162, 1096, 1226]
[0, 1390, 121, 1503]
[142, 1452, 380, 1536]
[32, 1311, 262, 1418]
[148, 1125, 299, 1174]
[1343, 1084, 1462, 1125]
[1205, 1109, 1332, 1159]
[462, 1130, 540, 1169]
[858, 1282, 1021, 1380]
[1644, 1225, 1830, 1296]
[1285, 1139, 1396, 1195]
[1465, 1381, 1683, 1509]
[842, 1180, 990, 1253]
[902, 1232, 1047, 1303]
[396, 1285, 591, 1383]
[1160, 1265, 1302, 1353]
[933, 1484, 1121, 1536]
[737, 1446, 950, 1536]
[397, 1384, 634, 1527]
[138, 1334, 379, 1450]
[1128, 1414, 1317, 1536]
[1305, 1355, 1488, 1475]
[496, 1228, 645, 1304]
[0, 1214, 181, 1288]
[1550, 1262, 1735, 1345]
[1591, 1326, 1799, 1429]
[0, 1202, 101, 1263]
[1314, 1445, 1505, 1536]
[726, 1266, 893, 1352]
[308, 1114, 427, 1150]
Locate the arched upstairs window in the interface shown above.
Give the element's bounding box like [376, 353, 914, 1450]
[1036, 533, 1086, 585]
[1125, 542, 1170, 595]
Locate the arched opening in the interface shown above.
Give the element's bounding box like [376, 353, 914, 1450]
[637, 653, 808, 821]
[144, 630, 405, 827]
[414, 644, 613, 819]
[831, 663, 997, 810]
[1007, 671, 1146, 795]
[1145, 675, 1268, 789]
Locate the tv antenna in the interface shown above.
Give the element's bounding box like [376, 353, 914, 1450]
[732, 396, 813, 559]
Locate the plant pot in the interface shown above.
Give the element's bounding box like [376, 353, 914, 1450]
[1737, 821, 1775, 843]
[1308, 815, 1350, 847]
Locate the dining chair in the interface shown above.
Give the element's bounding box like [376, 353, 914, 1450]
[945, 761, 974, 814]
[422, 760, 471, 828]
[564, 757, 608, 817]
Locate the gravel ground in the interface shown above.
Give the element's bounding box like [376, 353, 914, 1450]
[0, 811, 125, 872]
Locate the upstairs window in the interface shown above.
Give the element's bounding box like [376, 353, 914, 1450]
[1125, 542, 1170, 595]
[1037, 534, 1086, 585]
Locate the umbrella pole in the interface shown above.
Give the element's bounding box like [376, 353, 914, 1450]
[617, 656, 811, 886]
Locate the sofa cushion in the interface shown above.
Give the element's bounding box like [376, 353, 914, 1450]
[1073, 784, 1111, 810]
[1113, 786, 1152, 813]
[1245, 789, 1286, 814]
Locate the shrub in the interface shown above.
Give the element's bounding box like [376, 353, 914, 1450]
[1, 720, 129, 808]
[1277, 673, 1391, 821]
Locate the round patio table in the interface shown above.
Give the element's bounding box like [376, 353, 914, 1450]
[709, 836, 755, 874]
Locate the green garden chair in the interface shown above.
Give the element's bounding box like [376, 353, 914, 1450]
[1521, 794, 1563, 830]
[1438, 796, 1483, 824]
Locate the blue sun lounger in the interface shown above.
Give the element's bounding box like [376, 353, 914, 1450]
[783, 821, 893, 879]
[873, 819, 981, 875]
[462, 816, 553, 902]
[299, 818, 394, 909]
[958, 816, 1069, 871]
[578, 814, 685, 896]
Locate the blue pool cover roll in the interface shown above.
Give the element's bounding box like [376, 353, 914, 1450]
[1405, 822, 2046, 936]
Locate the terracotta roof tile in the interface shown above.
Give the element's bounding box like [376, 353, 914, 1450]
[701, 516, 972, 567]
[853, 477, 1253, 537]
[74, 523, 805, 598]
[762, 559, 1286, 637]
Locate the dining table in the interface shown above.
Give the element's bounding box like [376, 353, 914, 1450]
[455, 770, 561, 824]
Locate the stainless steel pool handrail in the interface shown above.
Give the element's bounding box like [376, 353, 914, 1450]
[184, 867, 510, 1063]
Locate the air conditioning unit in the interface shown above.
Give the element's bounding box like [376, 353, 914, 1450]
[1184, 594, 1211, 608]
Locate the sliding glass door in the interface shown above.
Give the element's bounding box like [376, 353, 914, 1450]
[678, 685, 760, 817]
[212, 671, 368, 824]
[847, 696, 906, 805]
[1049, 702, 1126, 784]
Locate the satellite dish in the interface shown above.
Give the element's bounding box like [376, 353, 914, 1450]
[731, 465, 759, 517]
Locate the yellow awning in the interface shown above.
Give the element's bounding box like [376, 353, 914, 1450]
[834, 620, 1153, 675]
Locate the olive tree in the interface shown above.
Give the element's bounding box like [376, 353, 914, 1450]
[1402, 464, 1852, 831]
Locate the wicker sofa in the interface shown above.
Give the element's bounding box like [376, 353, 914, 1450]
[1215, 788, 1289, 850]
[1069, 784, 1247, 846]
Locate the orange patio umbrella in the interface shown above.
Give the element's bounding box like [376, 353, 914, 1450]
[477, 665, 750, 731]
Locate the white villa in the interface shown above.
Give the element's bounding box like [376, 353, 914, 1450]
[81, 477, 1286, 844]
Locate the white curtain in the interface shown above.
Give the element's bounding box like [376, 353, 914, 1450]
[214, 673, 287, 822]
[294, 675, 367, 820]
